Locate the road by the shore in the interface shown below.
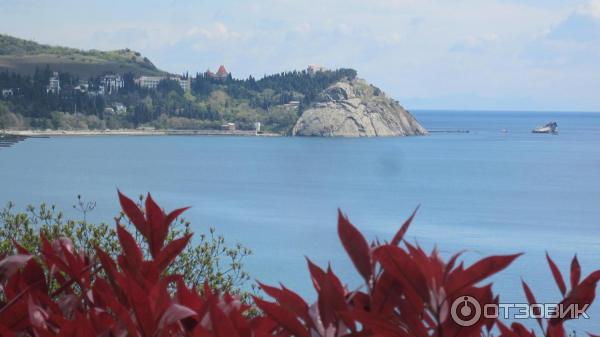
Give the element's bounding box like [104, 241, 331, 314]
[5, 129, 281, 137]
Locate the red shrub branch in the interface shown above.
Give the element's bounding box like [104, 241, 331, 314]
[0, 192, 597, 337]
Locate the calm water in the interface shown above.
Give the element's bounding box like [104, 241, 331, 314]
[1, 110, 600, 332]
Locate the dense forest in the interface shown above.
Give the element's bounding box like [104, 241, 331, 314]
[0, 66, 357, 133]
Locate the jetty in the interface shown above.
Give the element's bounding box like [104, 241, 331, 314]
[0, 133, 42, 149]
[428, 129, 470, 134]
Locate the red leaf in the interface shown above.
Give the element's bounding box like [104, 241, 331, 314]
[372, 245, 428, 309]
[522, 280, 543, 331]
[164, 207, 190, 229]
[306, 258, 327, 292]
[158, 304, 197, 331]
[27, 296, 49, 329]
[118, 190, 148, 238]
[209, 302, 241, 337]
[155, 233, 192, 272]
[551, 270, 600, 325]
[258, 282, 310, 325]
[547, 322, 567, 337]
[0, 323, 16, 337]
[497, 322, 536, 337]
[571, 255, 581, 289]
[317, 268, 349, 329]
[0, 254, 32, 283]
[447, 253, 522, 295]
[391, 206, 419, 246]
[146, 193, 168, 257]
[547, 252, 567, 296]
[116, 224, 143, 269]
[337, 209, 372, 282]
[253, 297, 309, 337]
[345, 310, 411, 337]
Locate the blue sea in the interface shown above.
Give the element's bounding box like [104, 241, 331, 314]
[1, 110, 599, 332]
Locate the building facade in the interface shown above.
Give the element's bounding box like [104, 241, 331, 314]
[101, 74, 124, 94]
[136, 76, 190, 92]
[1, 89, 14, 98]
[47, 72, 61, 95]
[135, 76, 163, 90]
[205, 65, 230, 81]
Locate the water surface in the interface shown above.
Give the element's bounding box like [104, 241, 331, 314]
[1, 110, 599, 332]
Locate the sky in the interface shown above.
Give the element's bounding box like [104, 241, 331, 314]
[0, 0, 599, 111]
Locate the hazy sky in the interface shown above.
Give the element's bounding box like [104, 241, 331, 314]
[1, 0, 599, 111]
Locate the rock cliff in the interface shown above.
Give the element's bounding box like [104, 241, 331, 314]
[292, 78, 427, 137]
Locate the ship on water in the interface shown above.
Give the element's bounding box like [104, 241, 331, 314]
[532, 122, 558, 134]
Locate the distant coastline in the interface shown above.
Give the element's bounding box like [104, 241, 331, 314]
[4, 129, 281, 137]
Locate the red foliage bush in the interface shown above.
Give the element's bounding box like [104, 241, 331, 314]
[0, 192, 598, 336]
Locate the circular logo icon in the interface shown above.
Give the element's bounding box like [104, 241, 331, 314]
[451, 296, 482, 327]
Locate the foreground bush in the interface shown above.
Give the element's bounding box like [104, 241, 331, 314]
[0, 194, 252, 297]
[0, 192, 598, 336]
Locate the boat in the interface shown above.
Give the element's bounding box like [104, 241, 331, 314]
[532, 122, 558, 134]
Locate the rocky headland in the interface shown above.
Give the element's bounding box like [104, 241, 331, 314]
[292, 78, 427, 137]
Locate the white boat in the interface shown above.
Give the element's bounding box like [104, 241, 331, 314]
[532, 122, 558, 134]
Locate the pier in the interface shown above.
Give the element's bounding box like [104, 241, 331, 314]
[0, 134, 31, 149]
[428, 129, 470, 133]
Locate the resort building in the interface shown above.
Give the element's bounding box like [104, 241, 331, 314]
[136, 76, 163, 90]
[1, 89, 14, 98]
[47, 72, 61, 95]
[177, 77, 191, 92]
[135, 75, 191, 92]
[205, 65, 230, 80]
[74, 82, 89, 93]
[221, 122, 236, 131]
[100, 74, 124, 94]
[113, 102, 127, 114]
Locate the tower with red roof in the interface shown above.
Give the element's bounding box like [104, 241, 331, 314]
[215, 65, 229, 80]
[204, 65, 230, 80]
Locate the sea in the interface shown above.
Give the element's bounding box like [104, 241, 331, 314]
[1, 110, 599, 332]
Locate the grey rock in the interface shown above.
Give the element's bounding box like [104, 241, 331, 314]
[292, 78, 427, 137]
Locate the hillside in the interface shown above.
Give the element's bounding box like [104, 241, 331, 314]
[0, 35, 426, 137]
[0, 34, 165, 77]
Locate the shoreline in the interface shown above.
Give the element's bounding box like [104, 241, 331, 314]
[4, 129, 282, 137]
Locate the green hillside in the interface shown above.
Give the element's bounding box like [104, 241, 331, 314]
[0, 34, 165, 77]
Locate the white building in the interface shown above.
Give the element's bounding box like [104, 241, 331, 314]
[1, 89, 14, 98]
[113, 102, 127, 114]
[177, 77, 191, 92]
[101, 74, 124, 94]
[47, 72, 61, 95]
[135, 76, 163, 90]
[221, 122, 236, 131]
[135, 75, 191, 92]
[74, 83, 89, 93]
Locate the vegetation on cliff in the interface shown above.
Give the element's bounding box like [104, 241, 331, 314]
[0, 61, 357, 133]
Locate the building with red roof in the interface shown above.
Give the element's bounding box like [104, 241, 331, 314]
[215, 65, 229, 80]
[205, 65, 230, 80]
